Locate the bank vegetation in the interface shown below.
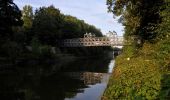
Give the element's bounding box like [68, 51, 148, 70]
[103, 0, 170, 99]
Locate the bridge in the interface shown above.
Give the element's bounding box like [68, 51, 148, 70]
[60, 32, 129, 47]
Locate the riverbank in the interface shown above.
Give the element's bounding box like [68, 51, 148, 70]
[0, 51, 113, 74]
[0, 50, 113, 64]
[103, 37, 170, 99]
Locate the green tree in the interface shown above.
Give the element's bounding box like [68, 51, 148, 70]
[32, 5, 64, 45]
[22, 5, 34, 30]
[0, 0, 23, 39]
[157, 0, 170, 40]
[107, 0, 164, 43]
[62, 15, 102, 39]
[29, 5, 108, 56]
[62, 15, 82, 38]
[87, 25, 102, 37]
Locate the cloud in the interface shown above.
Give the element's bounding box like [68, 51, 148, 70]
[14, 0, 124, 35]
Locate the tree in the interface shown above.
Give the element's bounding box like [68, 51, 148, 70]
[32, 5, 64, 45]
[62, 15, 83, 38]
[0, 0, 23, 39]
[87, 25, 102, 37]
[107, 0, 164, 42]
[22, 5, 34, 30]
[157, 0, 170, 40]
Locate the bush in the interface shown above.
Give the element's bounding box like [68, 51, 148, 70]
[30, 37, 55, 59]
[103, 55, 161, 100]
[155, 38, 170, 70]
[1, 41, 23, 59]
[103, 38, 170, 99]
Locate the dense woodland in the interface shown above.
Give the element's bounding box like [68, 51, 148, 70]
[0, 1, 111, 61]
[103, 0, 170, 99]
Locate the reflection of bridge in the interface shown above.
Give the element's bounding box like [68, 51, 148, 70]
[65, 72, 104, 85]
[60, 32, 126, 47]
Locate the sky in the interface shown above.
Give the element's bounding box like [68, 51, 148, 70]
[14, 0, 124, 36]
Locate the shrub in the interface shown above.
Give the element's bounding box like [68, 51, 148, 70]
[1, 41, 23, 59]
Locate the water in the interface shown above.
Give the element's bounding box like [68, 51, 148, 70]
[0, 55, 114, 100]
[64, 72, 110, 100]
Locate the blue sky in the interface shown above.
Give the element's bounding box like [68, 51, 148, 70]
[14, 0, 124, 36]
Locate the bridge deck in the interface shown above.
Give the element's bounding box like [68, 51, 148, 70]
[60, 37, 126, 47]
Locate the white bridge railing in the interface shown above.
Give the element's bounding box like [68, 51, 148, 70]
[60, 33, 126, 47]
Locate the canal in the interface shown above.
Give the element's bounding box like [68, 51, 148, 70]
[0, 53, 115, 100]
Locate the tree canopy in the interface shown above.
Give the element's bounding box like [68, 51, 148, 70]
[0, 0, 23, 38]
[22, 5, 34, 29]
[0, 3, 111, 58]
[107, 0, 165, 42]
[29, 5, 102, 46]
[104, 0, 170, 99]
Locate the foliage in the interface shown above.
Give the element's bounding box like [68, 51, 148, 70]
[62, 15, 102, 39]
[0, 0, 23, 39]
[0, 41, 23, 59]
[0, 0, 23, 59]
[31, 5, 103, 46]
[107, 0, 164, 42]
[156, 0, 170, 40]
[103, 35, 170, 99]
[0, 3, 111, 59]
[29, 5, 108, 56]
[103, 29, 170, 100]
[103, 0, 170, 99]
[103, 43, 164, 99]
[154, 38, 170, 70]
[30, 37, 55, 59]
[22, 5, 34, 30]
[159, 73, 170, 99]
[32, 5, 64, 45]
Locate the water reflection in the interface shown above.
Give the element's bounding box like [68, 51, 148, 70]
[60, 58, 112, 73]
[64, 72, 110, 100]
[0, 55, 114, 100]
[65, 72, 103, 85]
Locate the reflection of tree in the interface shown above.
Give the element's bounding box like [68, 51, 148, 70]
[0, 64, 87, 100]
[0, 56, 113, 100]
[35, 74, 87, 100]
[61, 57, 112, 73]
[0, 72, 26, 100]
